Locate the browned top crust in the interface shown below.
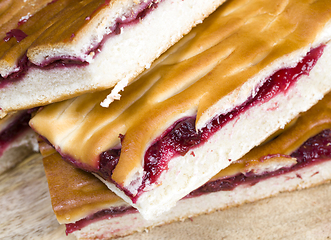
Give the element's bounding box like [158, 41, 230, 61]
[0, 0, 149, 76]
[31, 0, 331, 186]
[42, 142, 123, 224]
[42, 91, 331, 224]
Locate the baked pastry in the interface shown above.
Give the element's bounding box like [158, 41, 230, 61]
[41, 91, 331, 239]
[0, 110, 38, 174]
[0, 0, 225, 117]
[30, 0, 331, 219]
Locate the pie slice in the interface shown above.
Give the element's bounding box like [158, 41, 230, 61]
[0, 0, 225, 117]
[41, 91, 331, 239]
[30, 0, 331, 219]
[0, 110, 38, 174]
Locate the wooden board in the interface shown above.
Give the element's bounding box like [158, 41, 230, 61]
[2, 154, 331, 240]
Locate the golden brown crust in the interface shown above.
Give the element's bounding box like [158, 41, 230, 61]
[26, 0, 140, 62]
[0, 0, 51, 39]
[0, 0, 141, 73]
[31, 0, 331, 186]
[43, 150, 123, 224]
[0, 0, 51, 74]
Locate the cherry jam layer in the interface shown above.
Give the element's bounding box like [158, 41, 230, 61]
[65, 205, 137, 235]
[67, 128, 331, 234]
[98, 45, 325, 202]
[0, 0, 160, 87]
[4, 29, 28, 43]
[0, 110, 33, 156]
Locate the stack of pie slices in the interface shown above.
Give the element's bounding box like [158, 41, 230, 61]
[3, 0, 331, 239]
[0, 0, 224, 184]
[40, 91, 331, 239]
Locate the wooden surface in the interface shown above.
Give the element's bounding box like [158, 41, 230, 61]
[2, 154, 331, 240]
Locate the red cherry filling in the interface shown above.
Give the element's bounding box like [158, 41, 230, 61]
[3, 29, 28, 43]
[0, 110, 33, 156]
[65, 205, 137, 235]
[99, 148, 121, 180]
